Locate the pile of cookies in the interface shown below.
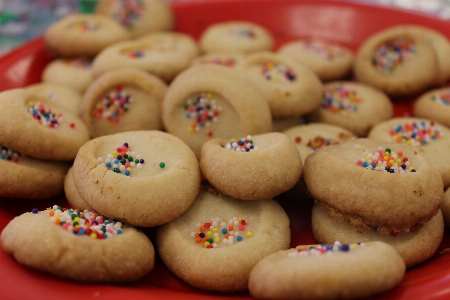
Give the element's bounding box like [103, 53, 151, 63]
[2, 0, 450, 299]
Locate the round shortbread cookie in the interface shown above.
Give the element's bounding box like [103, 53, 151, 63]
[95, 0, 173, 39]
[26, 82, 82, 114]
[0, 89, 90, 161]
[41, 58, 94, 94]
[156, 189, 291, 293]
[72, 130, 200, 227]
[311, 203, 444, 268]
[303, 138, 444, 234]
[161, 64, 272, 158]
[307, 81, 394, 137]
[91, 32, 199, 82]
[200, 132, 302, 200]
[44, 14, 130, 57]
[414, 87, 450, 129]
[190, 51, 247, 69]
[442, 187, 450, 226]
[353, 26, 439, 97]
[282, 122, 357, 165]
[248, 241, 405, 300]
[64, 167, 92, 210]
[241, 51, 322, 119]
[278, 38, 355, 82]
[0, 144, 70, 199]
[1, 206, 154, 283]
[80, 67, 167, 138]
[368, 117, 450, 188]
[199, 21, 274, 54]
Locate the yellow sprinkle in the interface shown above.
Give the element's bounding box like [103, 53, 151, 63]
[214, 237, 221, 243]
[54, 214, 60, 219]
[74, 217, 80, 223]
[246, 231, 253, 237]
[213, 228, 218, 233]
[206, 93, 213, 99]
[406, 140, 412, 146]
[127, 167, 132, 171]
[365, 156, 371, 161]
[396, 158, 402, 164]
[203, 241, 210, 248]
[90, 233, 97, 239]
[113, 150, 118, 156]
[206, 231, 213, 237]
[188, 127, 194, 132]
[238, 217, 242, 222]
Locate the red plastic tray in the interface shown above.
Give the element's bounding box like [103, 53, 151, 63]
[1, 1, 450, 299]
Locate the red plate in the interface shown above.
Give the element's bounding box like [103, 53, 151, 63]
[1, 1, 450, 299]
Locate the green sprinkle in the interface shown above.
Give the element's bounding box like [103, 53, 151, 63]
[159, 162, 165, 168]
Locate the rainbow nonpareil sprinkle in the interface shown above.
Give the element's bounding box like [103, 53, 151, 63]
[124, 49, 144, 59]
[356, 147, 416, 173]
[71, 21, 100, 32]
[225, 135, 258, 152]
[389, 121, 441, 146]
[261, 62, 296, 82]
[432, 92, 450, 106]
[63, 58, 92, 69]
[322, 85, 361, 115]
[27, 102, 62, 128]
[191, 216, 252, 249]
[184, 93, 221, 135]
[44, 205, 123, 239]
[97, 143, 144, 176]
[288, 241, 365, 257]
[229, 28, 255, 39]
[299, 39, 343, 60]
[372, 38, 416, 72]
[1, 145, 20, 163]
[111, 0, 144, 29]
[306, 136, 337, 150]
[202, 57, 236, 67]
[91, 86, 132, 123]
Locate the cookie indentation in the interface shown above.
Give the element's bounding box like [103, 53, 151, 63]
[261, 62, 296, 82]
[288, 241, 365, 257]
[184, 93, 221, 134]
[322, 85, 362, 115]
[372, 38, 416, 72]
[91, 86, 132, 123]
[356, 147, 416, 173]
[300, 39, 343, 60]
[27, 102, 63, 128]
[306, 136, 337, 150]
[224, 135, 259, 152]
[191, 216, 252, 248]
[97, 142, 144, 176]
[390, 121, 441, 146]
[1, 145, 20, 163]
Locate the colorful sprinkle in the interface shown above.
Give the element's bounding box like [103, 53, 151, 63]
[372, 37, 416, 72]
[229, 28, 255, 39]
[97, 142, 144, 176]
[288, 241, 365, 257]
[322, 85, 361, 115]
[63, 58, 92, 69]
[356, 146, 416, 173]
[432, 92, 450, 106]
[389, 121, 441, 146]
[111, 0, 144, 29]
[225, 135, 258, 152]
[202, 57, 236, 67]
[159, 162, 165, 168]
[1, 145, 20, 163]
[124, 49, 144, 59]
[191, 216, 251, 248]
[45, 205, 123, 239]
[71, 21, 100, 32]
[261, 62, 296, 82]
[91, 86, 132, 123]
[31, 208, 39, 214]
[184, 92, 221, 135]
[27, 102, 63, 128]
[298, 39, 343, 60]
[306, 136, 337, 150]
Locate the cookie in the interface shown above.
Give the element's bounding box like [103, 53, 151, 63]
[95, 0, 173, 39]
[278, 38, 355, 82]
[44, 14, 130, 57]
[303, 138, 444, 234]
[248, 241, 405, 300]
[0, 144, 69, 199]
[282, 122, 356, 165]
[190, 51, 247, 69]
[161, 64, 272, 158]
[241, 51, 322, 119]
[80, 67, 167, 138]
[312, 203, 444, 267]
[0, 89, 90, 161]
[367, 117, 450, 188]
[414, 87, 450, 129]
[307, 81, 394, 137]
[26, 82, 82, 114]
[91, 32, 199, 82]
[64, 167, 92, 210]
[199, 21, 274, 54]
[442, 187, 450, 227]
[1, 206, 154, 283]
[353, 25, 439, 97]
[200, 133, 302, 200]
[72, 130, 200, 227]
[41, 57, 94, 94]
[156, 189, 290, 293]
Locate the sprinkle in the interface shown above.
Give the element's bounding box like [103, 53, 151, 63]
[432, 92, 450, 106]
[159, 162, 165, 168]
[322, 84, 361, 115]
[124, 50, 144, 59]
[97, 143, 144, 176]
[389, 121, 442, 146]
[71, 21, 100, 32]
[306, 136, 338, 151]
[228, 28, 255, 39]
[261, 62, 296, 82]
[224, 135, 259, 152]
[288, 241, 365, 257]
[91, 86, 132, 123]
[63, 58, 92, 69]
[372, 37, 415, 72]
[26, 102, 63, 128]
[357, 146, 416, 173]
[298, 39, 343, 59]
[184, 92, 221, 135]
[192, 216, 251, 249]
[31, 208, 38, 214]
[0, 145, 20, 163]
[110, 0, 144, 29]
[295, 136, 301, 143]
[202, 56, 236, 67]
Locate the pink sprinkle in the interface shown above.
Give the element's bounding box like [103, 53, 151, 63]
[239, 225, 245, 231]
[357, 160, 362, 166]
